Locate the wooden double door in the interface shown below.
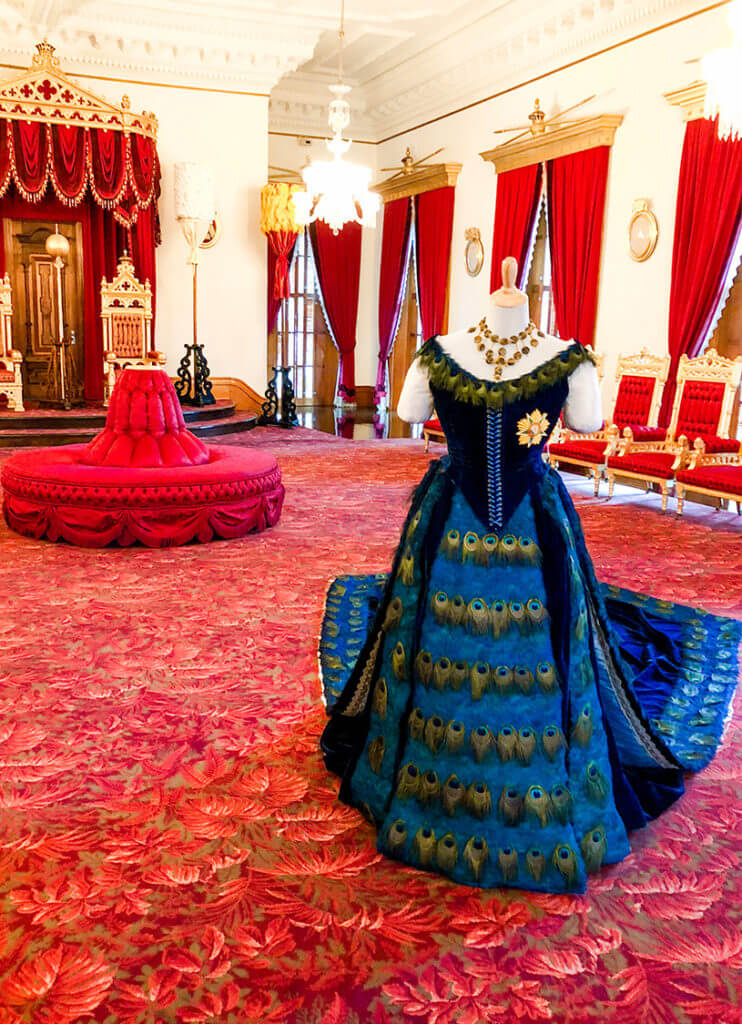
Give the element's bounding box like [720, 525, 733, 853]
[3, 218, 86, 403]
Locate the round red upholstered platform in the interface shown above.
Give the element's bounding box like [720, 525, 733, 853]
[1, 368, 285, 547]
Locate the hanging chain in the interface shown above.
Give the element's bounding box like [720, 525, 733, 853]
[337, 0, 345, 83]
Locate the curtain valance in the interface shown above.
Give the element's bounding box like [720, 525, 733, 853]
[0, 119, 159, 224]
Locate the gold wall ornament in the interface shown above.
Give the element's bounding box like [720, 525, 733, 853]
[0, 41, 157, 140]
[517, 409, 550, 447]
[259, 182, 303, 235]
[480, 114, 623, 174]
[464, 228, 484, 277]
[628, 200, 659, 262]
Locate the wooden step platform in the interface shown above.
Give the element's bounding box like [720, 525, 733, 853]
[0, 400, 257, 448]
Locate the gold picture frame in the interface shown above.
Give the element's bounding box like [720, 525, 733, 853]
[464, 227, 484, 277]
[628, 200, 658, 262]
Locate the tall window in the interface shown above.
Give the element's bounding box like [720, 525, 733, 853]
[525, 200, 557, 335]
[274, 229, 330, 404]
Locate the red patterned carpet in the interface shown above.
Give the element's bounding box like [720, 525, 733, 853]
[0, 429, 741, 1024]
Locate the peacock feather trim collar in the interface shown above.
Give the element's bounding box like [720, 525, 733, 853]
[417, 336, 595, 411]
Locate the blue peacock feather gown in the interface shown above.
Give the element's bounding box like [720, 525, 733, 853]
[319, 339, 741, 893]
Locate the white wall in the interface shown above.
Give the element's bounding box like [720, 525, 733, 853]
[97, 80, 270, 391]
[356, 4, 733, 403]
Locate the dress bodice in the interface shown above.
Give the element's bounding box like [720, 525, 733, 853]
[417, 337, 595, 529]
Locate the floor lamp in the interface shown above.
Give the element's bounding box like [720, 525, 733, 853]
[174, 162, 216, 406]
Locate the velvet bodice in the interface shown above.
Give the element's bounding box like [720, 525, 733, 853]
[418, 337, 594, 529]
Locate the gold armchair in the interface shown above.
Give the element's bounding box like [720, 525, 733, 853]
[0, 274, 24, 411]
[101, 253, 165, 405]
[606, 348, 742, 511]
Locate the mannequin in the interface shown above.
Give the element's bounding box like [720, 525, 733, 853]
[398, 256, 602, 432]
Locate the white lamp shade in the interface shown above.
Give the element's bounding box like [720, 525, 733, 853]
[174, 162, 215, 221]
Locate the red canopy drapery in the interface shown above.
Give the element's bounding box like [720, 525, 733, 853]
[489, 163, 543, 292]
[309, 220, 362, 400]
[415, 185, 455, 339]
[658, 117, 742, 425]
[547, 146, 610, 348]
[376, 196, 412, 402]
[0, 120, 159, 227]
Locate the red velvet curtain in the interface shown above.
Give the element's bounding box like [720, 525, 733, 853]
[489, 163, 543, 292]
[658, 117, 742, 425]
[415, 186, 455, 339]
[310, 221, 362, 399]
[376, 196, 412, 402]
[266, 231, 298, 334]
[547, 146, 610, 348]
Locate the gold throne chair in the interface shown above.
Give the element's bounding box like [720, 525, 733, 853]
[101, 253, 165, 405]
[0, 274, 24, 411]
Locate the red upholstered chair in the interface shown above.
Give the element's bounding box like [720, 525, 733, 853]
[423, 416, 445, 452]
[102, 253, 166, 405]
[676, 439, 742, 515]
[549, 348, 668, 495]
[0, 274, 24, 411]
[606, 348, 742, 511]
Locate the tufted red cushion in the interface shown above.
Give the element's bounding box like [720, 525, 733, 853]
[627, 425, 667, 442]
[607, 450, 676, 478]
[612, 375, 655, 429]
[675, 380, 726, 438]
[691, 435, 741, 454]
[549, 439, 607, 463]
[82, 367, 209, 468]
[424, 417, 442, 432]
[0, 370, 16, 382]
[676, 463, 742, 496]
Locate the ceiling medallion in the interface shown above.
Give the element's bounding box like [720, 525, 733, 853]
[291, 0, 379, 234]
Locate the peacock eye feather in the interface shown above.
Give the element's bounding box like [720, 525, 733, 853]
[436, 834, 458, 872]
[433, 658, 452, 691]
[391, 642, 407, 681]
[496, 726, 517, 762]
[450, 660, 469, 691]
[423, 716, 445, 754]
[470, 724, 494, 762]
[440, 529, 461, 560]
[414, 649, 433, 687]
[524, 785, 553, 826]
[419, 769, 441, 804]
[442, 774, 465, 815]
[398, 546, 415, 586]
[449, 594, 467, 626]
[516, 727, 537, 765]
[541, 725, 566, 761]
[491, 600, 511, 639]
[498, 786, 523, 825]
[462, 531, 482, 564]
[396, 762, 421, 800]
[413, 826, 437, 867]
[463, 836, 490, 881]
[493, 666, 513, 695]
[526, 848, 546, 881]
[444, 720, 465, 753]
[382, 596, 403, 633]
[536, 662, 558, 693]
[518, 536, 541, 564]
[514, 666, 534, 695]
[552, 844, 578, 886]
[372, 677, 387, 719]
[498, 846, 518, 881]
[580, 825, 607, 872]
[367, 736, 385, 774]
[408, 707, 425, 740]
[572, 704, 594, 746]
[584, 761, 609, 804]
[431, 591, 451, 626]
[467, 598, 491, 636]
[550, 784, 573, 823]
[499, 535, 517, 562]
[387, 820, 407, 854]
[470, 662, 491, 700]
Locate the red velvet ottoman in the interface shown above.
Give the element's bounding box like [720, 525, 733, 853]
[1, 368, 285, 547]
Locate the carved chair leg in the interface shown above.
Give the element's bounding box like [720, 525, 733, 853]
[607, 473, 615, 499]
[592, 468, 601, 497]
[737, 501, 741, 515]
[424, 435, 430, 454]
[676, 485, 685, 516]
[661, 483, 669, 512]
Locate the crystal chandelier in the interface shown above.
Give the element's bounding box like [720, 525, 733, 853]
[701, 0, 742, 141]
[291, 0, 380, 234]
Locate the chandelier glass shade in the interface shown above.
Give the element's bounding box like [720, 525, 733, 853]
[701, 0, 742, 141]
[291, 80, 380, 234]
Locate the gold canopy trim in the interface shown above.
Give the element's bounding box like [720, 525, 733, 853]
[480, 114, 623, 174]
[374, 162, 462, 203]
[0, 41, 158, 140]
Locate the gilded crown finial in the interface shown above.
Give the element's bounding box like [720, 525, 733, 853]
[121, 94, 131, 110]
[32, 40, 60, 71]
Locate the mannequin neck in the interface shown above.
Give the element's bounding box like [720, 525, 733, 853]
[485, 297, 530, 336]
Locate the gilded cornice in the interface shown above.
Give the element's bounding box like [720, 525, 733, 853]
[479, 114, 624, 174]
[374, 162, 462, 203]
[663, 81, 708, 122]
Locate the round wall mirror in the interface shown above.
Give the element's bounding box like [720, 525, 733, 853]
[628, 201, 658, 262]
[464, 227, 484, 277]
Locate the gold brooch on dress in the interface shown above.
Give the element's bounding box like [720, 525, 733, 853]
[517, 410, 550, 447]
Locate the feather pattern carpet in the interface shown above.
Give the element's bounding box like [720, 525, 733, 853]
[0, 428, 740, 1024]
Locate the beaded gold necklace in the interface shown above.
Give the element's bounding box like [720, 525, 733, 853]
[467, 319, 545, 381]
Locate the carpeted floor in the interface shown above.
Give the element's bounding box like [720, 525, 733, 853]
[0, 428, 740, 1024]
